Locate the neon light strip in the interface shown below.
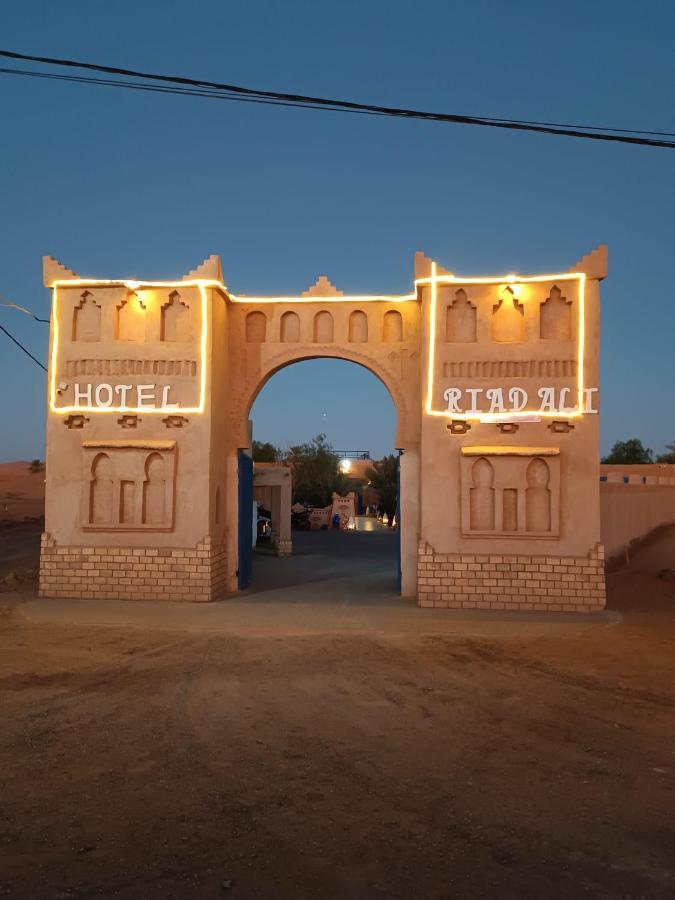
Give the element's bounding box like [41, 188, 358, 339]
[49, 267, 587, 421]
[50, 279, 209, 414]
[228, 293, 417, 303]
[423, 270, 586, 421]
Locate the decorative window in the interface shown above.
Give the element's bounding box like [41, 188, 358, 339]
[81, 440, 176, 531]
[460, 447, 560, 538]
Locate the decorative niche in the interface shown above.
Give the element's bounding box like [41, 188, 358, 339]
[348, 310, 368, 342]
[246, 310, 267, 342]
[383, 310, 403, 342]
[460, 446, 560, 538]
[81, 440, 177, 531]
[116, 292, 147, 341]
[491, 287, 524, 342]
[445, 288, 477, 342]
[72, 291, 101, 342]
[161, 291, 192, 342]
[540, 285, 572, 340]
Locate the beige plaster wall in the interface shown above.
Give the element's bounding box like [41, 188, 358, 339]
[600, 483, 675, 560]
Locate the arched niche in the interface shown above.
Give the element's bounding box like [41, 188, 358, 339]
[280, 310, 300, 342]
[540, 285, 572, 340]
[469, 457, 495, 530]
[526, 457, 551, 532]
[117, 292, 147, 342]
[143, 452, 167, 525]
[348, 310, 368, 343]
[446, 288, 477, 342]
[383, 309, 403, 342]
[89, 452, 113, 524]
[73, 291, 101, 342]
[161, 291, 191, 342]
[313, 311, 334, 343]
[492, 288, 524, 342]
[246, 311, 267, 343]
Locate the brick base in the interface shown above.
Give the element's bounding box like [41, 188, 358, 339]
[417, 541, 606, 612]
[39, 534, 227, 602]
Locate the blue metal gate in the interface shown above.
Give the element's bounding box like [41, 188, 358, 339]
[396, 451, 402, 593]
[238, 450, 253, 589]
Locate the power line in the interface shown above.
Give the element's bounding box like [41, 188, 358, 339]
[1, 48, 674, 149]
[0, 324, 47, 371]
[1, 296, 50, 323]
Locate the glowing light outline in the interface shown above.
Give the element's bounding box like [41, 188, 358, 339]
[48, 266, 587, 422]
[422, 269, 586, 421]
[50, 279, 210, 415]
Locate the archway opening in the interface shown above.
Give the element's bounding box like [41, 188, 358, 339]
[242, 358, 403, 603]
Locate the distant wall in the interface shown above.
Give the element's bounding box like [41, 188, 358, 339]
[600, 465, 675, 562]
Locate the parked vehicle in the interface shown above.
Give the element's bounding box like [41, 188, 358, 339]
[257, 514, 272, 541]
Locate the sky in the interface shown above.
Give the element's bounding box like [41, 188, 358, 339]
[1, 0, 674, 461]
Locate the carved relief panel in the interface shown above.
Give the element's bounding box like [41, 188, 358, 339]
[81, 440, 176, 531]
[460, 447, 560, 538]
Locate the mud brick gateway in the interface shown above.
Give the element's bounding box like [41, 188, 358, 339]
[39, 247, 608, 610]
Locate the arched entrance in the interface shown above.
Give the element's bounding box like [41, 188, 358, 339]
[241, 357, 402, 598]
[219, 290, 423, 598]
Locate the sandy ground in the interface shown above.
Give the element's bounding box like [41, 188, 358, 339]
[0, 460, 45, 525]
[0, 526, 674, 899]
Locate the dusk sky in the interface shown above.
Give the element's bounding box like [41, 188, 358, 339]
[1, 0, 674, 461]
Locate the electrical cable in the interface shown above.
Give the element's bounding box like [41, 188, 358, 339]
[1, 48, 674, 149]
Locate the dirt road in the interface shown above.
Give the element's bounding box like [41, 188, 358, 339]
[0, 528, 674, 898]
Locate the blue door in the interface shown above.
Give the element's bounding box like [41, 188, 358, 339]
[238, 450, 253, 589]
[396, 451, 402, 593]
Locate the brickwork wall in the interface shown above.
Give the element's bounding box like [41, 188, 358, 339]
[417, 541, 606, 612]
[39, 534, 227, 602]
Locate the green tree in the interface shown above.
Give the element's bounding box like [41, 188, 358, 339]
[252, 440, 279, 463]
[366, 454, 398, 523]
[601, 438, 654, 465]
[286, 434, 352, 506]
[656, 441, 675, 464]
